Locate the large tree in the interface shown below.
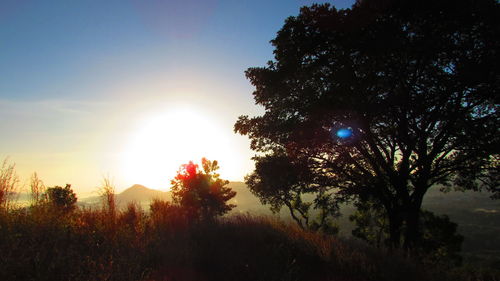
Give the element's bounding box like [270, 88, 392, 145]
[235, 0, 499, 250]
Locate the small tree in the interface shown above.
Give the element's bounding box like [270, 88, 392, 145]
[171, 158, 236, 221]
[45, 184, 78, 214]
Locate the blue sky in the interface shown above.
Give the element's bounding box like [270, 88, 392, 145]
[0, 0, 355, 195]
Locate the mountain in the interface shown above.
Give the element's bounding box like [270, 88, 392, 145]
[78, 184, 171, 209]
[77, 182, 271, 214]
[226, 182, 270, 215]
[113, 182, 267, 213]
[117, 184, 171, 205]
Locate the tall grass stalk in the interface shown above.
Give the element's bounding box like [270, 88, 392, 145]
[0, 158, 19, 210]
[30, 172, 45, 205]
[100, 176, 116, 219]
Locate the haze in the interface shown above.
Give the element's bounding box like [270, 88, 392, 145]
[0, 0, 355, 195]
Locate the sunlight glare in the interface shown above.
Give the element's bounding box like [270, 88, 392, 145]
[121, 107, 232, 190]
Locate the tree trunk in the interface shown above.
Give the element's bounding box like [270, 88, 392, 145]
[403, 207, 421, 251]
[387, 210, 402, 249]
[403, 187, 426, 251]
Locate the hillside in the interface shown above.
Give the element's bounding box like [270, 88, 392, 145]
[118, 184, 171, 205]
[422, 188, 500, 266]
[78, 184, 171, 210]
[4, 186, 497, 280]
[10, 181, 500, 267]
[1, 209, 451, 281]
[226, 182, 269, 215]
[77, 182, 264, 212]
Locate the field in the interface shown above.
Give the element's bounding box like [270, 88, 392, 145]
[0, 204, 462, 281]
[2, 183, 499, 281]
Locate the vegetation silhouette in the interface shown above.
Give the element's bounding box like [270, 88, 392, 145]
[0, 158, 19, 210]
[235, 0, 499, 254]
[0, 158, 499, 280]
[247, 154, 340, 234]
[1, 0, 499, 279]
[29, 172, 45, 205]
[45, 184, 78, 214]
[171, 158, 236, 221]
[350, 200, 464, 266]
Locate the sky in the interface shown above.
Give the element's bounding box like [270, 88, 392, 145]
[0, 0, 355, 196]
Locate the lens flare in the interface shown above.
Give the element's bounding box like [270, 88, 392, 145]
[336, 128, 352, 139]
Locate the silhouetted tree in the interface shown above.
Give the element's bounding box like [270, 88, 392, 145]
[171, 158, 236, 221]
[419, 211, 464, 267]
[350, 202, 463, 266]
[235, 0, 499, 251]
[246, 154, 339, 234]
[45, 184, 78, 213]
[350, 200, 388, 248]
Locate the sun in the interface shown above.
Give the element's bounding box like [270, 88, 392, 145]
[121, 107, 233, 190]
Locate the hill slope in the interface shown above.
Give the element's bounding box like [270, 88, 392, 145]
[117, 184, 171, 205]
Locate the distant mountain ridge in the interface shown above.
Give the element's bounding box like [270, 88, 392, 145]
[118, 184, 170, 204]
[78, 182, 264, 212]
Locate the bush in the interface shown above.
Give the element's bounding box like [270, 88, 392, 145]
[171, 158, 236, 221]
[45, 184, 78, 214]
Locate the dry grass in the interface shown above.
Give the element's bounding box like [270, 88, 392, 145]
[1, 195, 498, 281]
[0, 164, 497, 280]
[0, 158, 19, 210]
[99, 177, 117, 219]
[29, 172, 45, 205]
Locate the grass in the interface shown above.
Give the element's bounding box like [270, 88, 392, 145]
[0, 162, 498, 280]
[0, 199, 470, 281]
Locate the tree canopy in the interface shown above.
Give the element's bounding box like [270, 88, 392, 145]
[171, 158, 236, 221]
[235, 0, 499, 250]
[45, 184, 78, 213]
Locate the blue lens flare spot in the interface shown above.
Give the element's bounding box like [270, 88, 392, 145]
[336, 128, 352, 139]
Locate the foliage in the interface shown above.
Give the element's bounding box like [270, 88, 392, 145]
[45, 184, 78, 214]
[0, 164, 494, 280]
[0, 204, 456, 281]
[235, 0, 499, 250]
[419, 210, 464, 267]
[350, 202, 464, 266]
[149, 199, 190, 230]
[29, 172, 45, 205]
[171, 158, 236, 221]
[350, 200, 388, 248]
[246, 154, 339, 234]
[99, 177, 117, 220]
[0, 158, 19, 210]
